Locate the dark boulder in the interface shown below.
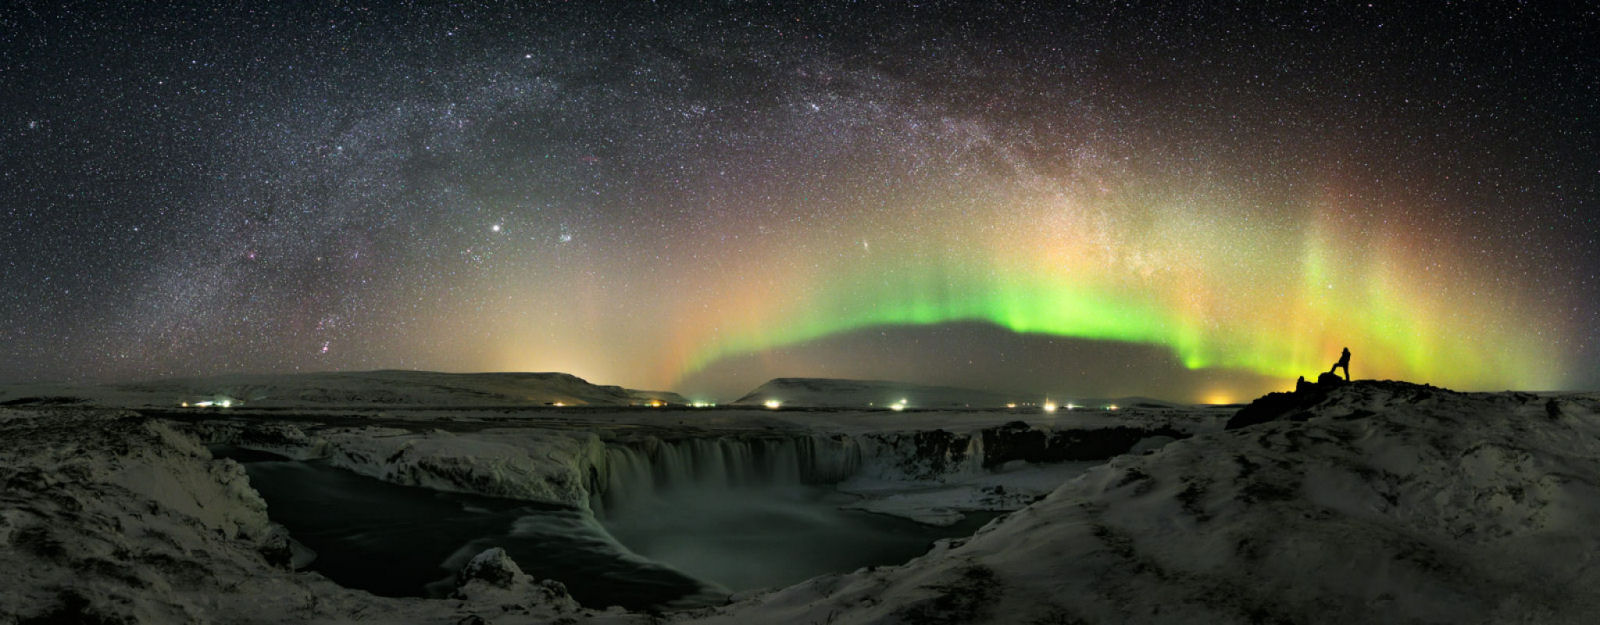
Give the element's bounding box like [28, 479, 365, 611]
[455, 548, 522, 589]
[1226, 373, 1347, 430]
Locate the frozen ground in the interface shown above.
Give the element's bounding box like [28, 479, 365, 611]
[686, 382, 1600, 625]
[0, 369, 687, 409]
[0, 407, 621, 624]
[4, 375, 1598, 623]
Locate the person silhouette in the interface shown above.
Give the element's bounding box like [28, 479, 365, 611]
[1330, 347, 1351, 381]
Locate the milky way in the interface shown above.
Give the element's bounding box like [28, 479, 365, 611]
[2, 2, 1595, 402]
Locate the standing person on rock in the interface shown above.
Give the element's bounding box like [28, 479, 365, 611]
[1330, 347, 1351, 381]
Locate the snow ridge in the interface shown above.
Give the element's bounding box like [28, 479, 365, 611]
[687, 382, 1600, 624]
[0, 408, 607, 624]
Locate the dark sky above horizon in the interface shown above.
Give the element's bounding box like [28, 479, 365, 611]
[2, 1, 1596, 403]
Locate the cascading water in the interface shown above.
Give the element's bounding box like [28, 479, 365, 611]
[212, 446, 717, 611]
[592, 434, 866, 515]
[587, 433, 996, 593]
[212, 421, 1138, 608]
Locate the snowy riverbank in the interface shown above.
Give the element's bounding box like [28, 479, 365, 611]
[6, 382, 1599, 623]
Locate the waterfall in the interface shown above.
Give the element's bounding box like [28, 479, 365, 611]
[592, 434, 864, 515]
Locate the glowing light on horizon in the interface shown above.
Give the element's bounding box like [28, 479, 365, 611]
[764, 399, 782, 410]
[12, 4, 1587, 408]
[1043, 401, 1058, 413]
[661, 181, 1569, 397]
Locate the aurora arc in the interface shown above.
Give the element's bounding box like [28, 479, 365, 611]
[672, 183, 1567, 395]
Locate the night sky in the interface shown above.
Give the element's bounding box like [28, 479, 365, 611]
[2, 1, 1596, 403]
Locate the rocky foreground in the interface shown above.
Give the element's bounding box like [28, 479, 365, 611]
[688, 382, 1600, 624]
[4, 382, 1600, 623]
[0, 409, 618, 624]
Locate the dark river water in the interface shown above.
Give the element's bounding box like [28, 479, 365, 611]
[219, 446, 993, 611]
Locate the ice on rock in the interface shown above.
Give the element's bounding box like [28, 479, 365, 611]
[453, 547, 580, 613]
[458, 547, 523, 588]
[202, 423, 611, 509]
[0, 408, 612, 624]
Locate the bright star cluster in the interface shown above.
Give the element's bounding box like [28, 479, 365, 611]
[1, 2, 1594, 402]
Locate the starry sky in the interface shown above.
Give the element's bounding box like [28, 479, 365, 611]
[2, 1, 1596, 403]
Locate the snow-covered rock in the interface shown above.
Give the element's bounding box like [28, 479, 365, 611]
[458, 547, 526, 588]
[196, 422, 610, 508]
[0, 407, 641, 624]
[320, 427, 607, 508]
[9, 382, 1600, 623]
[686, 382, 1600, 624]
[453, 547, 581, 612]
[836, 424, 1185, 524]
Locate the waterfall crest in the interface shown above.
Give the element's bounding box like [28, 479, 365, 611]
[592, 435, 864, 514]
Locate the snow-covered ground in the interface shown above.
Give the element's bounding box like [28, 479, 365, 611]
[837, 460, 1102, 526]
[0, 407, 636, 624]
[0, 369, 687, 408]
[5, 378, 1599, 623]
[685, 382, 1600, 624]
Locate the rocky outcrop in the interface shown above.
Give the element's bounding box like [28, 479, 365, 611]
[452, 547, 578, 612]
[693, 383, 1600, 624]
[328, 429, 605, 507]
[0, 409, 307, 622]
[457, 547, 524, 588]
[23, 383, 1595, 623]
[846, 429, 982, 482]
[980, 421, 1188, 468]
[0, 408, 637, 624]
[1224, 372, 1349, 430]
[193, 422, 610, 508]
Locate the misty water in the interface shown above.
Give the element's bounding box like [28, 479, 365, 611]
[601, 485, 997, 593]
[220, 448, 709, 610]
[220, 446, 993, 610]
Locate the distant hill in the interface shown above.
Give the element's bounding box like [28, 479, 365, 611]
[730, 377, 1189, 410]
[732, 378, 1021, 409]
[0, 370, 689, 408]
